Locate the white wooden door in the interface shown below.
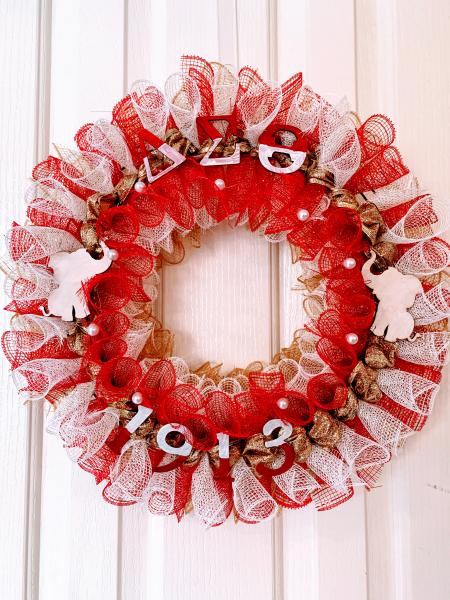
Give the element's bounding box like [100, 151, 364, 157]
[1, 1, 449, 599]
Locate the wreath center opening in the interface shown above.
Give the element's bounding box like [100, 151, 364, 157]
[160, 222, 285, 373]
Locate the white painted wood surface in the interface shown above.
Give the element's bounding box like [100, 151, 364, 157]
[1, 1, 449, 599]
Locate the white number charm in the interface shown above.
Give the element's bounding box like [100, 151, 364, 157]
[156, 423, 193, 456]
[257, 418, 296, 477]
[197, 115, 240, 166]
[139, 128, 185, 184]
[262, 418, 293, 448]
[217, 432, 230, 458]
[125, 406, 153, 434]
[258, 124, 307, 174]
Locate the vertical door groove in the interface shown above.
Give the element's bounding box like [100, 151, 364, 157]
[267, 3, 285, 599]
[25, 1, 53, 598]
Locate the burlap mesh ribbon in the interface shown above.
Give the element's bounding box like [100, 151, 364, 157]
[349, 335, 398, 403]
[308, 410, 342, 447]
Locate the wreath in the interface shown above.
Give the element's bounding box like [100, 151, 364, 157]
[3, 56, 449, 526]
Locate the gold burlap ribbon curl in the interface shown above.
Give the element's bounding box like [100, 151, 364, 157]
[66, 320, 89, 356]
[308, 410, 342, 447]
[243, 434, 286, 470]
[303, 153, 335, 188]
[138, 321, 175, 361]
[288, 427, 312, 462]
[357, 202, 386, 245]
[349, 362, 382, 404]
[333, 389, 359, 421]
[165, 128, 196, 157]
[365, 334, 397, 369]
[198, 133, 240, 159]
[242, 427, 312, 472]
[349, 334, 398, 403]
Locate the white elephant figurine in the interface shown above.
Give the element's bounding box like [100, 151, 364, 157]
[46, 244, 112, 321]
[361, 250, 422, 342]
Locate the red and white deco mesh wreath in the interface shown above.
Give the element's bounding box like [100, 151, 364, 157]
[2, 56, 450, 526]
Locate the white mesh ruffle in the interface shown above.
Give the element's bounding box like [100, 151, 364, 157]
[362, 173, 420, 210]
[395, 238, 450, 277]
[130, 80, 169, 140]
[165, 73, 201, 146]
[377, 368, 439, 416]
[382, 194, 450, 244]
[147, 459, 177, 516]
[318, 102, 360, 187]
[397, 332, 450, 366]
[273, 462, 320, 504]
[237, 80, 282, 146]
[4, 263, 55, 305]
[7, 225, 81, 264]
[61, 407, 119, 463]
[191, 453, 230, 527]
[104, 439, 152, 505]
[46, 381, 96, 435]
[232, 459, 278, 523]
[410, 280, 450, 325]
[58, 148, 115, 194]
[287, 85, 321, 133]
[25, 179, 87, 223]
[123, 320, 154, 360]
[11, 313, 71, 348]
[337, 423, 390, 475]
[286, 87, 360, 186]
[83, 120, 137, 174]
[211, 63, 238, 115]
[357, 400, 413, 452]
[306, 445, 349, 491]
[11, 357, 82, 401]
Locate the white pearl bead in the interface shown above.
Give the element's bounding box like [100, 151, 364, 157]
[131, 391, 143, 405]
[297, 208, 310, 222]
[86, 323, 100, 337]
[215, 178, 225, 190]
[277, 397, 290, 410]
[343, 257, 356, 269]
[134, 180, 146, 193]
[345, 333, 359, 345]
[106, 248, 119, 261]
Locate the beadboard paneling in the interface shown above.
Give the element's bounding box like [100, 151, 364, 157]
[39, 2, 125, 599]
[0, 2, 449, 599]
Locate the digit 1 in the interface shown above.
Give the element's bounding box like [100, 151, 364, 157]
[214, 432, 230, 479]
